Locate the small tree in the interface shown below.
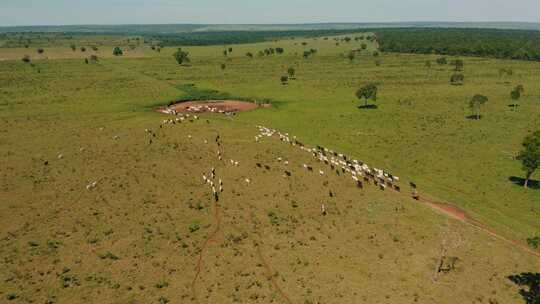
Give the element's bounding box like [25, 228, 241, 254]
[287, 67, 296, 79]
[356, 84, 378, 108]
[223, 50, 228, 57]
[70, 44, 76, 52]
[173, 48, 190, 65]
[246, 52, 253, 58]
[280, 75, 289, 85]
[80, 46, 86, 52]
[451, 59, 464, 71]
[21, 55, 31, 63]
[92, 46, 99, 51]
[450, 73, 464, 86]
[113, 47, 123, 56]
[469, 94, 488, 119]
[347, 51, 355, 62]
[436, 57, 448, 65]
[37, 48, 44, 54]
[276, 47, 284, 54]
[228, 47, 232, 53]
[361, 43, 367, 50]
[220, 63, 226, 71]
[517, 130, 540, 188]
[510, 85, 523, 111]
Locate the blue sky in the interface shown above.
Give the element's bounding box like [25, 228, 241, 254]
[1, 0, 539, 26]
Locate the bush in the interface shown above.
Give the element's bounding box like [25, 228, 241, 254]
[80, 46, 86, 52]
[21, 55, 31, 63]
[113, 47, 123, 56]
[527, 236, 540, 249]
[37, 48, 44, 54]
[188, 221, 200, 233]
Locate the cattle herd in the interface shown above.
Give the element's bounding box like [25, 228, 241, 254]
[256, 126, 404, 193]
[105, 111, 417, 216]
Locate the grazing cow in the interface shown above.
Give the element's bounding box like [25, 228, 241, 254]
[321, 204, 327, 216]
[264, 165, 270, 170]
[284, 171, 292, 177]
[256, 163, 262, 168]
[329, 190, 334, 197]
[357, 180, 363, 189]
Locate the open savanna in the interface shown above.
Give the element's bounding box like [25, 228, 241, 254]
[1, 33, 539, 303]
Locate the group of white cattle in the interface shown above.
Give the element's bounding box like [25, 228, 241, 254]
[256, 125, 401, 192]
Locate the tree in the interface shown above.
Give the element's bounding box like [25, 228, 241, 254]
[21, 55, 31, 63]
[507, 272, 540, 304]
[113, 47, 123, 56]
[347, 51, 355, 62]
[356, 84, 378, 108]
[303, 51, 311, 59]
[469, 94, 488, 119]
[223, 50, 228, 56]
[372, 51, 380, 57]
[90, 55, 99, 62]
[37, 48, 44, 54]
[517, 130, 540, 188]
[246, 52, 253, 58]
[228, 47, 232, 53]
[450, 59, 464, 71]
[344, 37, 351, 42]
[436, 57, 448, 65]
[361, 43, 367, 50]
[220, 63, 226, 71]
[80, 46, 86, 52]
[92, 46, 99, 51]
[287, 67, 296, 79]
[276, 47, 284, 54]
[450, 73, 464, 86]
[510, 85, 523, 110]
[70, 44, 76, 52]
[280, 75, 289, 85]
[173, 48, 190, 65]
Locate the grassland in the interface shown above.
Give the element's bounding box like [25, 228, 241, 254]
[0, 32, 539, 303]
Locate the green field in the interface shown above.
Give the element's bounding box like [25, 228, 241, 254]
[1, 33, 539, 303]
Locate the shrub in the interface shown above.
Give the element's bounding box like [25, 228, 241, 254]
[527, 236, 540, 248]
[188, 221, 200, 233]
[21, 55, 31, 63]
[37, 48, 44, 54]
[113, 47, 123, 56]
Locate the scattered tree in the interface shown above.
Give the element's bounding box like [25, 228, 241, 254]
[246, 52, 253, 58]
[92, 46, 99, 51]
[469, 94, 488, 119]
[510, 85, 524, 110]
[228, 47, 232, 53]
[436, 57, 448, 65]
[517, 130, 540, 188]
[220, 63, 226, 71]
[70, 44, 76, 52]
[450, 73, 464, 85]
[276, 47, 284, 54]
[173, 48, 190, 65]
[361, 43, 367, 50]
[80, 46, 86, 52]
[21, 55, 31, 63]
[37, 48, 44, 54]
[280, 75, 289, 85]
[356, 84, 378, 108]
[287, 67, 296, 79]
[450, 59, 464, 71]
[113, 47, 123, 56]
[507, 272, 540, 304]
[223, 50, 228, 56]
[347, 51, 355, 62]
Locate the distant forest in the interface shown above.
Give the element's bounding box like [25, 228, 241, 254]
[151, 29, 368, 46]
[375, 28, 540, 61]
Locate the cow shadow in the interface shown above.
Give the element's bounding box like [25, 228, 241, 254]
[358, 105, 378, 109]
[509, 176, 540, 189]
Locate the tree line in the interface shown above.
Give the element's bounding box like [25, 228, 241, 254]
[376, 28, 540, 61]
